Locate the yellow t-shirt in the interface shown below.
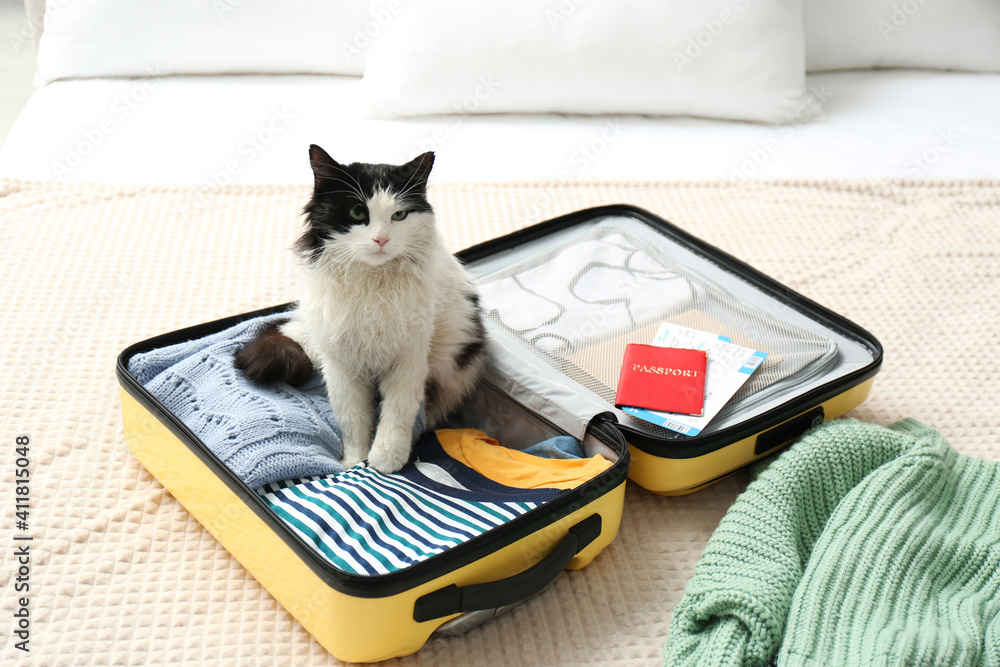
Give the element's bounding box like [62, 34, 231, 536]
[435, 429, 612, 491]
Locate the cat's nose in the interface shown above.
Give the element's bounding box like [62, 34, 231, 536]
[373, 236, 389, 248]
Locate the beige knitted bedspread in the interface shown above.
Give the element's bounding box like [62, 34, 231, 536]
[1, 178, 998, 666]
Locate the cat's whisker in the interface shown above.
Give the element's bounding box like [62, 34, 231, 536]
[326, 164, 368, 202]
[316, 189, 366, 201]
[396, 179, 426, 202]
[328, 180, 366, 202]
[396, 167, 421, 202]
[315, 169, 366, 201]
[323, 244, 361, 268]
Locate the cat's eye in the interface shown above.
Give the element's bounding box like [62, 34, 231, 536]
[391, 210, 408, 221]
[349, 205, 367, 221]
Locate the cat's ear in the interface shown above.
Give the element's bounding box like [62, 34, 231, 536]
[308, 144, 342, 190]
[398, 151, 435, 186]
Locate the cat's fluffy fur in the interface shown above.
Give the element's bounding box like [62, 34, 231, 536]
[235, 145, 486, 473]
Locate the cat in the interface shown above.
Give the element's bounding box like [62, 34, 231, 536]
[235, 145, 487, 473]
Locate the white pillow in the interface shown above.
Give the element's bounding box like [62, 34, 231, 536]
[805, 0, 1000, 72]
[35, 0, 375, 85]
[362, 0, 809, 123]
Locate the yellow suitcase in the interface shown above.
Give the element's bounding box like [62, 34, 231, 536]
[118, 308, 629, 663]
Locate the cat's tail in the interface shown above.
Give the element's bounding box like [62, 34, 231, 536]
[234, 320, 314, 386]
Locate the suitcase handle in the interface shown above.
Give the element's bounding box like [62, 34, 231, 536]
[412, 514, 603, 623]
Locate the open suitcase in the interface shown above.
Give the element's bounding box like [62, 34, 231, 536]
[117, 204, 880, 662]
[460, 205, 882, 495]
[117, 314, 629, 660]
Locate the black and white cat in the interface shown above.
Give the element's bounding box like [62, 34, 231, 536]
[236, 145, 486, 473]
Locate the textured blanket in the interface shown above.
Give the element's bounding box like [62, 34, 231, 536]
[664, 418, 1000, 667]
[127, 313, 351, 488]
[1, 178, 998, 666]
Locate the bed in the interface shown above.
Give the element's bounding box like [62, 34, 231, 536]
[3, 69, 1000, 183]
[1, 1, 998, 665]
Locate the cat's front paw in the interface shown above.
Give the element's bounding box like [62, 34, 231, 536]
[340, 436, 371, 471]
[341, 455, 364, 470]
[367, 437, 411, 474]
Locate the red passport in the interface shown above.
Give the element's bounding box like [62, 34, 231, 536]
[614, 344, 707, 416]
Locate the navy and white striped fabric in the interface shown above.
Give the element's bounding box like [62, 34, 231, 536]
[258, 433, 566, 575]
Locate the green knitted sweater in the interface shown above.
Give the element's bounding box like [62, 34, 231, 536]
[663, 419, 1000, 667]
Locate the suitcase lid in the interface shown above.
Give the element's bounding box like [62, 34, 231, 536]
[458, 205, 883, 457]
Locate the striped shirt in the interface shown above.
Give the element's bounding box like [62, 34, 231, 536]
[258, 432, 567, 576]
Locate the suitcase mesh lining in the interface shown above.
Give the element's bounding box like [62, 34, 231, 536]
[476, 226, 838, 438]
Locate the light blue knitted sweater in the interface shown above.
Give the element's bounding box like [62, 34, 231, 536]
[128, 313, 426, 488]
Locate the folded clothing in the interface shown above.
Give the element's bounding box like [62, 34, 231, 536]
[663, 418, 1000, 667]
[437, 429, 611, 490]
[258, 429, 610, 575]
[522, 434, 589, 460]
[127, 313, 425, 489]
